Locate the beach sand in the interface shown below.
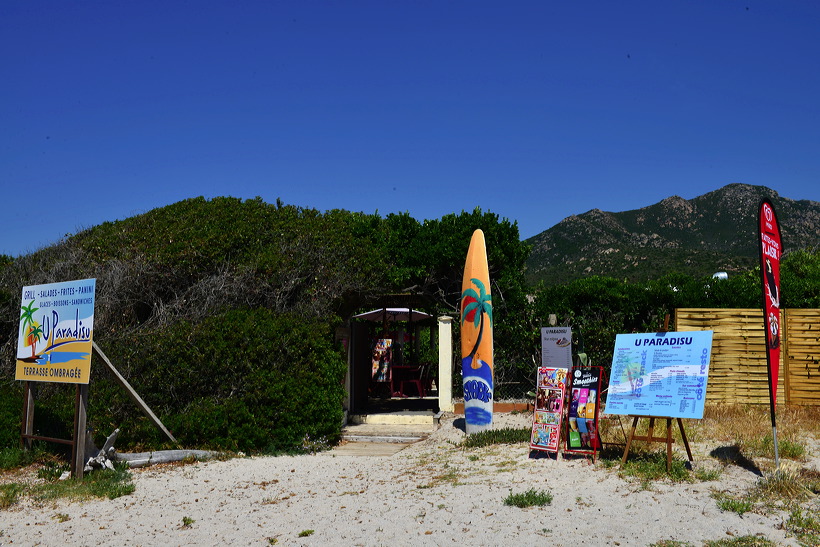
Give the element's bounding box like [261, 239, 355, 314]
[1, 412, 815, 546]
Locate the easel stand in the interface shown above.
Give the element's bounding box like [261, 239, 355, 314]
[621, 415, 693, 472]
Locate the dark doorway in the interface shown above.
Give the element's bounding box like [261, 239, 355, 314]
[349, 320, 439, 415]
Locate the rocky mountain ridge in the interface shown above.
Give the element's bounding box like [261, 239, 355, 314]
[525, 183, 820, 285]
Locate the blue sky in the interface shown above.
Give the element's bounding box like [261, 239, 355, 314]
[3, 1, 819, 257]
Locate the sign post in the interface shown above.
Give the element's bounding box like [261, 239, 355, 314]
[758, 198, 782, 471]
[16, 279, 96, 477]
[604, 331, 713, 470]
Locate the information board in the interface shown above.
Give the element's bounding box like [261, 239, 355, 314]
[605, 331, 713, 419]
[16, 279, 96, 384]
[541, 326, 572, 368]
[530, 367, 568, 453]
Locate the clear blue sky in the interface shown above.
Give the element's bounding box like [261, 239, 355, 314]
[3, 1, 819, 257]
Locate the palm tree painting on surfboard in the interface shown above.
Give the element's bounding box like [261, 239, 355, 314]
[461, 229, 494, 433]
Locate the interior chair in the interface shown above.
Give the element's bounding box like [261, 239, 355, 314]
[400, 364, 427, 398]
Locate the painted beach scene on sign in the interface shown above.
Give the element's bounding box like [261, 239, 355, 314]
[461, 229, 494, 433]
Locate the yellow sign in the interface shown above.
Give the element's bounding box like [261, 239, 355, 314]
[15, 279, 96, 384]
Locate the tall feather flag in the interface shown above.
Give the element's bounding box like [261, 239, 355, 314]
[758, 198, 782, 469]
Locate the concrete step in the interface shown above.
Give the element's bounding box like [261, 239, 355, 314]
[347, 410, 441, 427]
[341, 416, 441, 444]
[332, 441, 413, 456]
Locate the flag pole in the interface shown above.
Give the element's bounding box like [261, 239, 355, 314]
[758, 198, 782, 473]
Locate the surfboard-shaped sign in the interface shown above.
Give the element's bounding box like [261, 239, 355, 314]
[461, 229, 494, 433]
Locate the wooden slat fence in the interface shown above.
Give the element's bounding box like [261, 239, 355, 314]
[675, 308, 820, 405]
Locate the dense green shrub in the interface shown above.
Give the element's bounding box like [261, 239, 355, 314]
[528, 249, 820, 376]
[88, 309, 346, 452]
[0, 381, 22, 449]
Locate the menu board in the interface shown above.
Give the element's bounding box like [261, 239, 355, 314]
[530, 367, 568, 453]
[541, 326, 572, 368]
[565, 367, 603, 454]
[605, 331, 713, 419]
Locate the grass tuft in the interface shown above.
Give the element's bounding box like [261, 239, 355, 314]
[703, 536, 777, 546]
[753, 465, 813, 501]
[786, 507, 820, 546]
[615, 450, 691, 487]
[0, 483, 25, 508]
[462, 427, 531, 448]
[2, 462, 135, 508]
[503, 488, 553, 508]
[714, 494, 754, 516]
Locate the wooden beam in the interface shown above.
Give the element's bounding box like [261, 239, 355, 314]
[92, 342, 177, 444]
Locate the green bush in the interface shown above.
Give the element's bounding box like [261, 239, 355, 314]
[503, 488, 553, 508]
[89, 309, 346, 453]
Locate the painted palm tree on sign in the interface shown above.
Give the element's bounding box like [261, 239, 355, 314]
[461, 277, 493, 370]
[26, 322, 44, 359]
[20, 300, 40, 358]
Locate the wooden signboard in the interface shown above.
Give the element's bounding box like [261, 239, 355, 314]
[16, 279, 96, 384]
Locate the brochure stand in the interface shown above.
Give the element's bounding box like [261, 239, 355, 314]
[564, 366, 604, 462]
[621, 415, 693, 471]
[529, 367, 569, 455]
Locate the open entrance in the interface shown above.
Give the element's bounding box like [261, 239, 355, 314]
[348, 306, 441, 416]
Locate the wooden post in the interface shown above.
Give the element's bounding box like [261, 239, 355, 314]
[21, 382, 35, 450]
[72, 384, 89, 478]
[92, 342, 177, 444]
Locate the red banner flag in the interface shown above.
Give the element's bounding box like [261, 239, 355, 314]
[758, 199, 782, 408]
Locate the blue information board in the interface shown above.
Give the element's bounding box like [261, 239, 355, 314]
[604, 331, 713, 419]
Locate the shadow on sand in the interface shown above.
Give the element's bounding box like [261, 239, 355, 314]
[709, 445, 763, 476]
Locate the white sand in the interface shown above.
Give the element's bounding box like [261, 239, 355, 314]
[1, 413, 815, 546]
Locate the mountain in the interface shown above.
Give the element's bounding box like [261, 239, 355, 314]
[525, 184, 820, 286]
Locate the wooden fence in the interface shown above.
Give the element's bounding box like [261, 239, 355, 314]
[675, 309, 820, 405]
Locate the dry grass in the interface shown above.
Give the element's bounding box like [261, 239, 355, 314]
[693, 404, 820, 460]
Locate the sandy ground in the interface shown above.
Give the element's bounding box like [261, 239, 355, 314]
[1, 413, 817, 546]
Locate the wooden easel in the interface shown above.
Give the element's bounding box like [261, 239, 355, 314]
[621, 415, 693, 471]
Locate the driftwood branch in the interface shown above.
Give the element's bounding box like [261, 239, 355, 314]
[114, 450, 218, 468]
[84, 428, 120, 472]
[83, 429, 218, 472]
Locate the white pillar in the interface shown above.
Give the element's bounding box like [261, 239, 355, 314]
[438, 316, 454, 412]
